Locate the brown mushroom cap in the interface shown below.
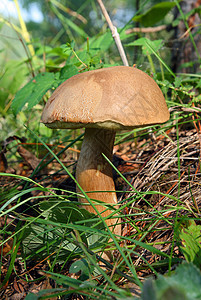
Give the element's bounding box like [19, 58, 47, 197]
[41, 66, 169, 130]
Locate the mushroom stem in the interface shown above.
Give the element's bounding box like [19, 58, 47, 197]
[76, 128, 121, 236]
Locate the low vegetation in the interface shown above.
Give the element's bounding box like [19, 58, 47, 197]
[0, 0, 201, 299]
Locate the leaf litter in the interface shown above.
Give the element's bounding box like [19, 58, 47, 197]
[0, 125, 201, 298]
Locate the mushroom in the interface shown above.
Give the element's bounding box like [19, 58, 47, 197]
[41, 66, 169, 238]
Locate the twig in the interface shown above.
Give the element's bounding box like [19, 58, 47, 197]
[169, 106, 201, 113]
[126, 25, 167, 34]
[179, 24, 201, 39]
[96, 0, 129, 66]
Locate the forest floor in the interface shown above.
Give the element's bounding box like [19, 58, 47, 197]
[1, 125, 201, 299]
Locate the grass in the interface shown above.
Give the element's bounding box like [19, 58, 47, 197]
[1, 117, 201, 298]
[0, 0, 201, 298]
[1, 93, 201, 298]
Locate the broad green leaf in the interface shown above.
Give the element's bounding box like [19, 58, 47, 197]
[141, 279, 157, 300]
[126, 38, 164, 55]
[27, 73, 59, 110]
[140, 263, 201, 300]
[39, 201, 91, 224]
[89, 31, 113, 53]
[69, 258, 93, 281]
[11, 64, 78, 115]
[11, 72, 57, 114]
[39, 200, 108, 249]
[21, 221, 80, 262]
[155, 263, 201, 300]
[59, 64, 78, 80]
[25, 293, 38, 300]
[69, 259, 87, 274]
[179, 221, 201, 268]
[21, 201, 108, 263]
[69, 258, 94, 279]
[133, 2, 177, 27]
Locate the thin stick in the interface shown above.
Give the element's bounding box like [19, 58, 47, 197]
[126, 25, 167, 34]
[96, 0, 129, 66]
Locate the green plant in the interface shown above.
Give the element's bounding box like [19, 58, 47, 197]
[177, 220, 201, 269]
[1, 0, 201, 299]
[132, 1, 179, 27]
[136, 262, 201, 300]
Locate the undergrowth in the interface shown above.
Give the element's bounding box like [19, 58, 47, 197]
[0, 0, 201, 299]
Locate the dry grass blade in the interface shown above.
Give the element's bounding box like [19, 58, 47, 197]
[119, 129, 201, 270]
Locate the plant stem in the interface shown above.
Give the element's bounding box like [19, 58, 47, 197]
[96, 0, 129, 66]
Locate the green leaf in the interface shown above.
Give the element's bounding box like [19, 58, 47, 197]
[39, 201, 91, 224]
[11, 72, 58, 114]
[59, 64, 78, 80]
[142, 279, 157, 300]
[25, 293, 38, 300]
[134, 263, 201, 300]
[69, 259, 87, 274]
[40, 201, 108, 249]
[69, 258, 93, 281]
[27, 73, 59, 110]
[11, 62, 79, 114]
[21, 221, 79, 262]
[133, 2, 177, 27]
[179, 221, 201, 268]
[126, 38, 164, 55]
[89, 31, 113, 53]
[155, 263, 201, 300]
[25, 289, 64, 300]
[21, 201, 108, 263]
[174, 76, 183, 88]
